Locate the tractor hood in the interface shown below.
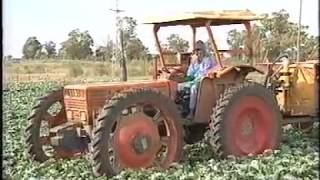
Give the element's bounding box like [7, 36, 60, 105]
[63, 79, 177, 124]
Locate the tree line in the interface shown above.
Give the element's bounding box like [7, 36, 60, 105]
[12, 10, 319, 62]
[19, 16, 190, 61]
[226, 9, 319, 62]
[21, 17, 151, 61]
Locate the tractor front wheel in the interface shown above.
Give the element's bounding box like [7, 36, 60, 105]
[207, 83, 282, 158]
[91, 89, 184, 177]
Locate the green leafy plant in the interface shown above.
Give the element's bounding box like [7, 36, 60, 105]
[3, 81, 319, 179]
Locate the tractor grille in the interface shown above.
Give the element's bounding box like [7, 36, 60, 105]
[64, 88, 87, 122]
[64, 98, 88, 121]
[64, 89, 85, 98]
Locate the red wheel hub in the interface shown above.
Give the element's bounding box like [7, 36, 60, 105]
[229, 96, 274, 155]
[113, 113, 161, 168]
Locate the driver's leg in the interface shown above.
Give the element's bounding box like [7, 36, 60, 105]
[177, 82, 187, 92]
[186, 83, 199, 119]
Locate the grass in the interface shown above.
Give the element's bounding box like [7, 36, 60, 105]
[3, 58, 268, 83]
[4, 59, 154, 83]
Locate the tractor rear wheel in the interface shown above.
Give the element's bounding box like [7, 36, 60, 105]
[91, 89, 184, 177]
[207, 83, 282, 158]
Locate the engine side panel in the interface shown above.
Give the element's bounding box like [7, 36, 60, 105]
[63, 79, 177, 125]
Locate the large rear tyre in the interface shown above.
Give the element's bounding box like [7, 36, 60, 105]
[91, 89, 184, 177]
[207, 83, 282, 158]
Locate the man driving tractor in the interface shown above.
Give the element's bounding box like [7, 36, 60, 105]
[178, 40, 217, 119]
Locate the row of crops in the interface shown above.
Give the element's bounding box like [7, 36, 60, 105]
[3, 81, 319, 179]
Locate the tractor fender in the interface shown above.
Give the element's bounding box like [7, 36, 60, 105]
[193, 65, 264, 124]
[207, 65, 264, 79]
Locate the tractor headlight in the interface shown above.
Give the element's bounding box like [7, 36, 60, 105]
[67, 110, 73, 120]
[80, 111, 86, 121]
[64, 89, 85, 97]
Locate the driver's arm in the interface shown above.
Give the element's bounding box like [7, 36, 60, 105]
[184, 64, 195, 81]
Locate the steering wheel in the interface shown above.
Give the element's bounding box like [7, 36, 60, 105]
[263, 53, 289, 87]
[161, 67, 170, 73]
[164, 66, 186, 74]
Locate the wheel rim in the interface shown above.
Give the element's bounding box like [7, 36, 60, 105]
[108, 103, 180, 170]
[113, 112, 161, 168]
[229, 96, 274, 155]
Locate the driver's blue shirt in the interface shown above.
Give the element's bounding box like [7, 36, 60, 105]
[178, 56, 216, 109]
[187, 56, 215, 80]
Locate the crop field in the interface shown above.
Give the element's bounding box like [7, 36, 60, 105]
[3, 80, 319, 180]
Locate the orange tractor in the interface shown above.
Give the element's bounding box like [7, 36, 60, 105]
[26, 10, 319, 177]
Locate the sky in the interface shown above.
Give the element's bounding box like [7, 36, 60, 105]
[3, 0, 319, 58]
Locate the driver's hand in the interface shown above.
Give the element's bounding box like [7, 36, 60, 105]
[191, 54, 199, 64]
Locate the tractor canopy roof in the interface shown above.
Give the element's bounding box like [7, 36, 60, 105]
[144, 9, 265, 27]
